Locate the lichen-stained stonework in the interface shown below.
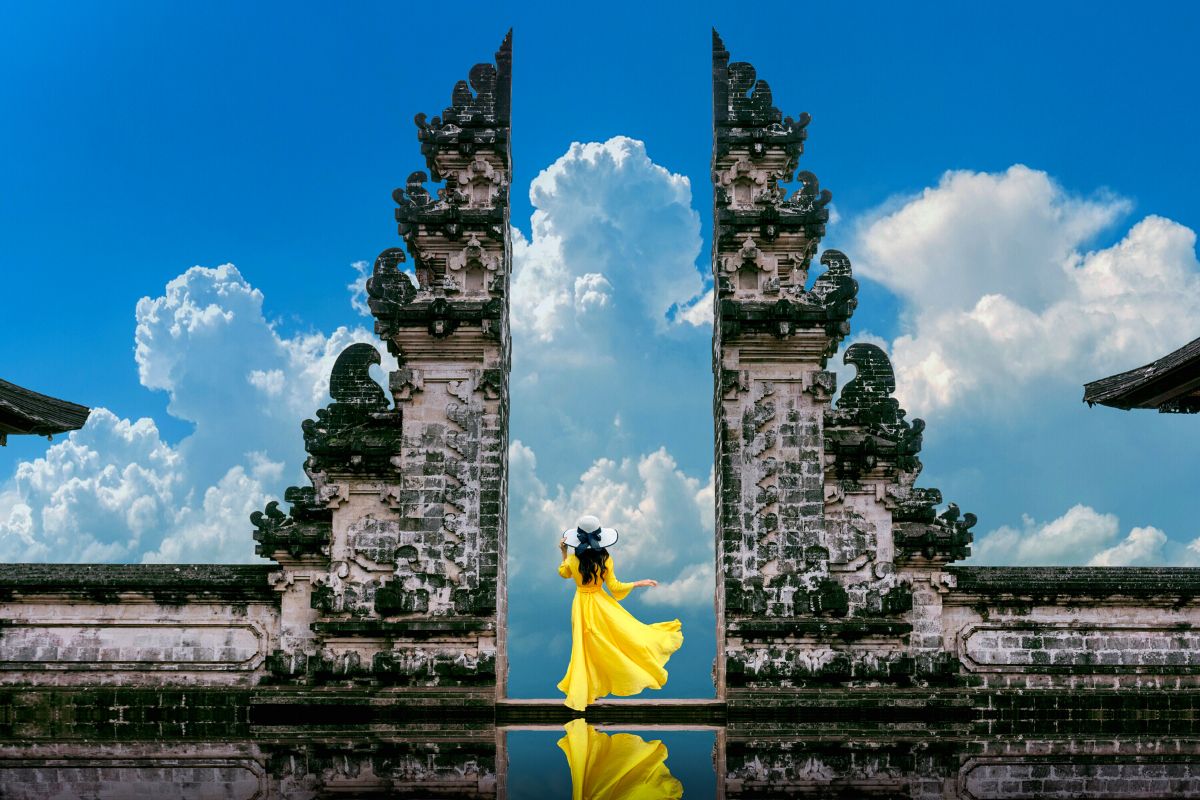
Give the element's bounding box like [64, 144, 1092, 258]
[711, 29, 978, 698]
[0, 565, 280, 686]
[250, 31, 513, 696]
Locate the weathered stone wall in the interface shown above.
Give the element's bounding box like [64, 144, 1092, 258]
[0, 36, 514, 696]
[0, 30, 1198, 710]
[0, 35, 516, 699]
[711, 30, 860, 697]
[942, 567, 1200, 689]
[0, 565, 279, 686]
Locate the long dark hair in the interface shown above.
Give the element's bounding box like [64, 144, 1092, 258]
[578, 546, 609, 585]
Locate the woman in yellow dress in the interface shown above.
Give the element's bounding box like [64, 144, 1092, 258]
[556, 514, 683, 711]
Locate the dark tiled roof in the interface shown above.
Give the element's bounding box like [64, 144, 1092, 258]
[1082, 336, 1200, 412]
[0, 563, 278, 601]
[0, 378, 91, 443]
[949, 566, 1200, 598]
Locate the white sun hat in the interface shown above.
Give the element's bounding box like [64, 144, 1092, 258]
[562, 514, 618, 553]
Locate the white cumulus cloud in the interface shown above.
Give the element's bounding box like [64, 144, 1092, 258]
[854, 165, 1200, 416]
[508, 137, 713, 488]
[969, 503, 1193, 567]
[512, 136, 707, 342]
[643, 561, 715, 609]
[1088, 526, 1171, 567]
[0, 264, 392, 563]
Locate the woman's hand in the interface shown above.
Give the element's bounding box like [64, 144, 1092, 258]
[558, 540, 569, 557]
[635, 579, 658, 588]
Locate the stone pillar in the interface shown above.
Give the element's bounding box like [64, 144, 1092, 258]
[711, 30, 853, 698]
[253, 32, 512, 700]
[711, 31, 974, 701]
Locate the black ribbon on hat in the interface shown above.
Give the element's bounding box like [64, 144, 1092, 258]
[574, 526, 603, 557]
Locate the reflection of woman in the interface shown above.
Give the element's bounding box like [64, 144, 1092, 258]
[556, 515, 683, 711]
[557, 718, 683, 800]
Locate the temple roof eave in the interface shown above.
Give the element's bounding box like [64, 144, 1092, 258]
[1082, 335, 1200, 412]
[0, 378, 91, 443]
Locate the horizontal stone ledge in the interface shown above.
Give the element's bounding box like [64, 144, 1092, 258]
[724, 690, 969, 710]
[310, 618, 493, 637]
[727, 618, 913, 639]
[0, 564, 278, 602]
[4, 688, 1200, 738]
[718, 298, 852, 323]
[249, 687, 494, 704]
[251, 698, 496, 727]
[947, 566, 1200, 600]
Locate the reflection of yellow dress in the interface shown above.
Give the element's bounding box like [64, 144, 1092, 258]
[557, 718, 684, 800]
[556, 553, 683, 711]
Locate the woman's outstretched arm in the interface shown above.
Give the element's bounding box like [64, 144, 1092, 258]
[604, 556, 657, 600]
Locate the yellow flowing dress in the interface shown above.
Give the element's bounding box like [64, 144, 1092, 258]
[556, 552, 683, 711]
[557, 718, 684, 800]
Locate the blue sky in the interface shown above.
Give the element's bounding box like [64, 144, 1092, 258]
[2, 2, 1199, 697]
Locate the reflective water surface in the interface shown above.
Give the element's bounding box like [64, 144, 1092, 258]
[509, 723, 709, 799]
[4, 722, 1200, 798]
[3, 687, 1200, 799]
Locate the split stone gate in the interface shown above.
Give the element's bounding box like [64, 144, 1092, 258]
[1, 32, 1199, 717]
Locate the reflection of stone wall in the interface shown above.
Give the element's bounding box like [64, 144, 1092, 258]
[723, 732, 1200, 799]
[0, 740, 498, 798]
[962, 761, 1200, 800]
[0, 689, 255, 740]
[0, 765, 264, 800]
[7, 730, 1190, 799]
[957, 738, 1200, 800]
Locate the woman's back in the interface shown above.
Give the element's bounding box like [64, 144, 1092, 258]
[558, 553, 634, 598]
